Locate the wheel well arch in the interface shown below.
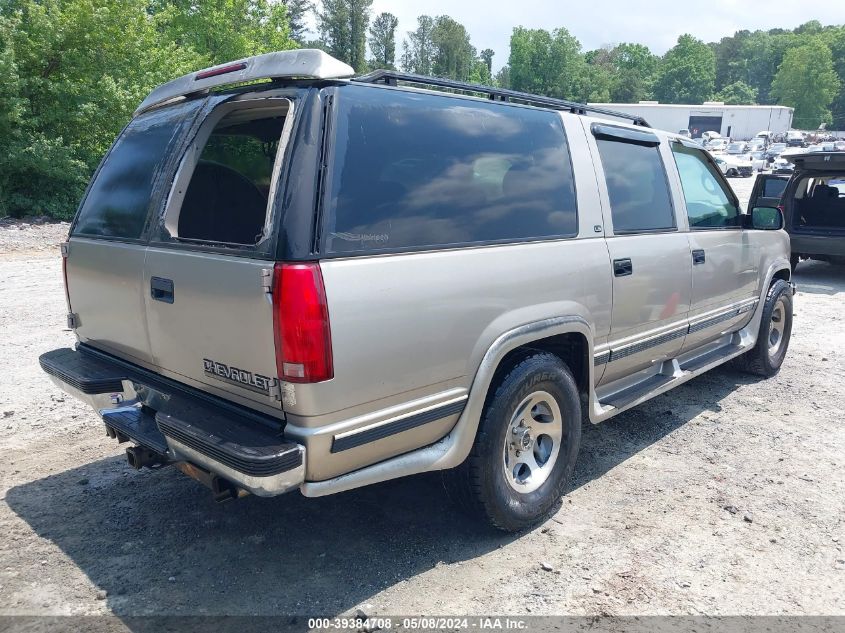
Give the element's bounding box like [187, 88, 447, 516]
[487, 332, 591, 403]
[772, 267, 791, 284]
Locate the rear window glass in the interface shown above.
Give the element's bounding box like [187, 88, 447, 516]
[323, 86, 577, 253]
[763, 178, 789, 199]
[73, 101, 200, 239]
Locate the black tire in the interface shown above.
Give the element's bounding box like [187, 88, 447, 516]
[727, 168, 737, 177]
[734, 279, 793, 377]
[443, 353, 581, 532]
[790, 253, 800, 272]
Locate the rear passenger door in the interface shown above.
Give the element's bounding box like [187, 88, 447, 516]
[587, 123, 692, 386]
[669, 143, 759, 352]
[142, 97, 296, 412]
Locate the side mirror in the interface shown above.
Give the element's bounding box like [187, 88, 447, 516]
[748, 206, 784, 230]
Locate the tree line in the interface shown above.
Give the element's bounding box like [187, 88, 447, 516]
[1, 0, 842, 220]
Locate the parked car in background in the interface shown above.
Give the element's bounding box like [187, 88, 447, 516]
[766, 143, 788, 161]
[748, 153, 768, 173]
[751, 152, 845, 271]
[772, 157, 796, 174]
[715, 154, 754, 177]
[786, 130, 805, 147]
[726, 142, 749, 155]
[755, 131, 773, 146]
[36, 49, 796, 532]
[678, 129, 692, 138]
[708, 138, 730, 153]
[835, 141, 845, 152]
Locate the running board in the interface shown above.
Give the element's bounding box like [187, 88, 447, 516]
[593, 339, 748, 423]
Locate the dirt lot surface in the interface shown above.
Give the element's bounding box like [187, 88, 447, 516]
[1, 176, 843, 620]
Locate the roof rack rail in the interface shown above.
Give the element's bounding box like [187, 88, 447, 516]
[352, 69, 651, 128]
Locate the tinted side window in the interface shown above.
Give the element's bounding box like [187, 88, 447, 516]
[671, 144, 740, 229]
[763, 177, 789, 199]
[73, 102, 199, 239]
[324, 86, 577, 253]
[595, 139, 675, 233]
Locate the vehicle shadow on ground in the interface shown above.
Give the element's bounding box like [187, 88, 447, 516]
[5, 367, 759, 620]
[792, 260, 845, 296]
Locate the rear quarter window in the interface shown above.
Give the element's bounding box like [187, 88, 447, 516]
[323, 86, 578, 253]
[73, 101, 201, 240]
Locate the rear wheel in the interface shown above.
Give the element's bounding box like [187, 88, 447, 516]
[727, 168, 738, 177]
[734, 279, 793, 377]
[444, 353, 581, 532]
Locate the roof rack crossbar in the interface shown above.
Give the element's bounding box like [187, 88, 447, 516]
[352, 69, 651, 127]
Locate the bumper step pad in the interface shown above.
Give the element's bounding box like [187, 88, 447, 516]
[102, 407, 169, 454]
[39, 346, 302, 484]
[157, 400, 302, 477]
[40, 348, 126, 395]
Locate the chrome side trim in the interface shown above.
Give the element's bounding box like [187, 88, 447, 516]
[331, 395, 467, 453]
[592, 297, 759, 365]
[609, 326, 687, 362]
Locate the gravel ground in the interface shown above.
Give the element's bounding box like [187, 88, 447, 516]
[1, 176, 843, 619]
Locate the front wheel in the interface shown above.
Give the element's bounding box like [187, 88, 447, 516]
[734, 279, 793, 377]
[444, 353, 581, 532]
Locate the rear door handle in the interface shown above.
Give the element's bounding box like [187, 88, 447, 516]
[150, 277, 174, 304]
[613, 258, 633, 277]
[692, 249, 706, 265]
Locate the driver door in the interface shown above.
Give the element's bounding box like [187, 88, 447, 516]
[669, 142, 759, 352]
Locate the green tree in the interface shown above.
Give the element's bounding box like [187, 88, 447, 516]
[281, 0, 314, 43]
[153, 0, 295, 65]
[401, 15, 435, 75]
[653, 34, 715, 103]
[495, 64, 510, 89]
[479, 48, 494, 76]
[715, 80, 758, 104]
[316, 0, 372, 72]
[0, 0, 296, 219]
[430, 15, 476, 81]
[508, 26, 584, 99]
[771, 39, 840, 129]
[367, 11, 398, 70]
[608, 42, 659, 102]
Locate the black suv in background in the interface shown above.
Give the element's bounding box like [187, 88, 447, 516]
[750, 152, 845, 270]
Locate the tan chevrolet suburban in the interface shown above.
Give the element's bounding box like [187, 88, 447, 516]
[40, 50, 795, 531]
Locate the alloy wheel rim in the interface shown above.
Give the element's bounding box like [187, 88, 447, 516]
[503, 390, 563, 494]
[768, 296, 787, 358]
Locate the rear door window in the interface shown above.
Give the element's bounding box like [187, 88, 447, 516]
[163, 102, 292, 247]
[323, 85, 578, 253]
[594, 136, 676, 233]
[73, 101, 201, 240]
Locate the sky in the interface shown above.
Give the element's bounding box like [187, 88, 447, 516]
[334, 0, 845, 71]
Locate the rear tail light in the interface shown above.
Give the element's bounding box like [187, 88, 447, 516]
[272, 262, 333, 383]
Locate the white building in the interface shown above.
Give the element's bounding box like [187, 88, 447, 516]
[588, 101, 794, 140]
